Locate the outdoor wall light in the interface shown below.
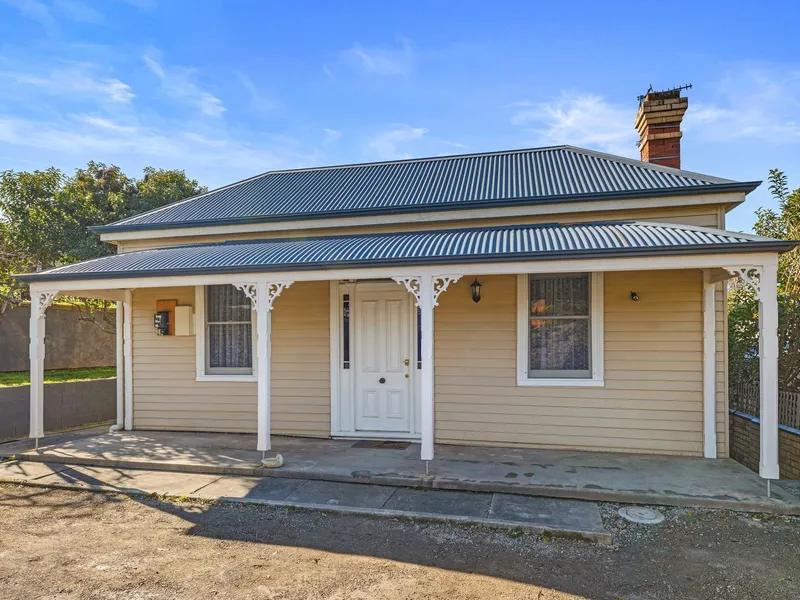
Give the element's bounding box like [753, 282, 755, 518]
[470, 278, 483, 303]
[630, 291, 639, 302]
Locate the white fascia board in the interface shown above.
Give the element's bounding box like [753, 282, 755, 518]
[98, 192, 746, 244]
[29, 251, 778, 294]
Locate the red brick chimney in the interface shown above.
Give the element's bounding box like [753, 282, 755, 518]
[635, 88, 688, 169]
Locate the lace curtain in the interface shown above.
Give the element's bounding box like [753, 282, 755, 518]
[207, 285, 253, 371]
[528, 274, 591, 377]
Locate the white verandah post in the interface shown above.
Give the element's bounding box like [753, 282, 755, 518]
[110, 298, 125, 432]
[419, 277, 435, 463]
[234, 281, 292, 459]
[758, 261, 780, 480]
[702, 270, 717, 459]
[256, 281, 271, 453]
[29, 290, 58, 446]
[123, 290, 133, 431]
[394, 275, 460, 466]
[729, 260, 780, 481]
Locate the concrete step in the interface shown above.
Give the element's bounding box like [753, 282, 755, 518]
[0, 460, 611, 544]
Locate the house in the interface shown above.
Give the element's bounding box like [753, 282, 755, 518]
[18, 89, 796, 481]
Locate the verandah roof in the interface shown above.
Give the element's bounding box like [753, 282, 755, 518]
[18, 221, 795, 283]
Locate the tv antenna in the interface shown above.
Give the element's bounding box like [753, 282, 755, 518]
[638, 83, 692, 104]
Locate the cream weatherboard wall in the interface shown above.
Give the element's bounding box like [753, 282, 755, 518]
[433, 270, 721, 456]
[125, 203, 729, 457]
[131, 282, 330, 436]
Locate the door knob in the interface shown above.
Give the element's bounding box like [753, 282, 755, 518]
[379, 377, 386, 384]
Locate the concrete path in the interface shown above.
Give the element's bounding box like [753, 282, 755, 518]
[0, 459, 611, 544]
[4, 428, 800, 514]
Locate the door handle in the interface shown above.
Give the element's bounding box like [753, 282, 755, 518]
[379, 377, 386, 384]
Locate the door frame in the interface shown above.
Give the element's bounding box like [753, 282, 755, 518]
[330, 280, 420, 439]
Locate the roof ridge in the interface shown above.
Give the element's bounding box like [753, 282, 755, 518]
[631, 220, 772, 241]
[561, 146, 734, 184]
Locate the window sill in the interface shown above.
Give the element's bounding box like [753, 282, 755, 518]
[196, 374, 257, 383]
[516, 377, 605, 388]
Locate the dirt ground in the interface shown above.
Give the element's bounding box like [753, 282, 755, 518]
[1, 484, 799, 600]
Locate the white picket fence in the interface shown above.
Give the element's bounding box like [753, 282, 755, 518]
[729, 383, 800, 430]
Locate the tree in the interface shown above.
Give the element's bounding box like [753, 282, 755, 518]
[728, 169, 800, 391]
[0, 163, 206, 325]
[0, 167, 66, 318]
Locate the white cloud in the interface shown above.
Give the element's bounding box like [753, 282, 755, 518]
[508, 92, 637, 157]
[0, 113, 318, 186]
[1, 0, 103, 27]
[368, 124, 428, 159]
[1, 0, 55, 28]
[441, 140, 469, 150]
[74, 114, 137, 133]
[121, 0, 155, 9]
[322, 128, 342, 143]
[236, 73, 279, 112]
[143, 51, 225, 117]
[508, 66, 800, 161]
[341, 39, 414, 75]
[53, 0, 102, 23]
[685, 66, 800, 141]
[141, 54, 165, 79]
[0, 62, 134, 104]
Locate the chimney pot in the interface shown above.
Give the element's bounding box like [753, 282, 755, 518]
[635, 89, 688, 169]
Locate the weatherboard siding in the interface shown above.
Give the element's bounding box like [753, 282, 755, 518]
[128, 271, 723, 457]
[433, 271, 715, 456]
[131, 282, 330, 435]
[122, 204, 728, 455]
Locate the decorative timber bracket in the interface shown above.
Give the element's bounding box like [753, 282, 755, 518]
[724, 266, 766, 301]
[233, 282, 293, 312]
[34, 291, 59, 318]
[392, 276, 461, 307]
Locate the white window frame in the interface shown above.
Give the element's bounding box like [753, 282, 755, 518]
[516, 272, 604, 387]
[195, 285, 257, 382]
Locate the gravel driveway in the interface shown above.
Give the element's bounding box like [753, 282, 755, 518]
[1, 483, 798, 599]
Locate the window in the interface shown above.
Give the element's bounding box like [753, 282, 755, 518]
[517, 273, 603, 387]
[342, 294, 351, 369]
[200, 285, 254, 377]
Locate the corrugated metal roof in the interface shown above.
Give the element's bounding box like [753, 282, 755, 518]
[22, 222, 793, 282]
[95, 146, 759, 233]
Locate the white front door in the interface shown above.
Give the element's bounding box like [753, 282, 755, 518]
[354, 285, 412, 432]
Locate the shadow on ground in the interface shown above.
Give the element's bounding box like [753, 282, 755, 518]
[3, 473, 799, 599]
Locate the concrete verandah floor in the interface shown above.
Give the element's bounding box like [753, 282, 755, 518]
[2, 426, 799, 514]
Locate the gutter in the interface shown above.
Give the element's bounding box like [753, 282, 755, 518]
[90, 181, 762, 235]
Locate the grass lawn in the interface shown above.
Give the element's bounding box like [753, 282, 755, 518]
[0, 366, 116, 387]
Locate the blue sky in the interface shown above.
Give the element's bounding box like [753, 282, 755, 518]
[0, 0, 797, 232]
